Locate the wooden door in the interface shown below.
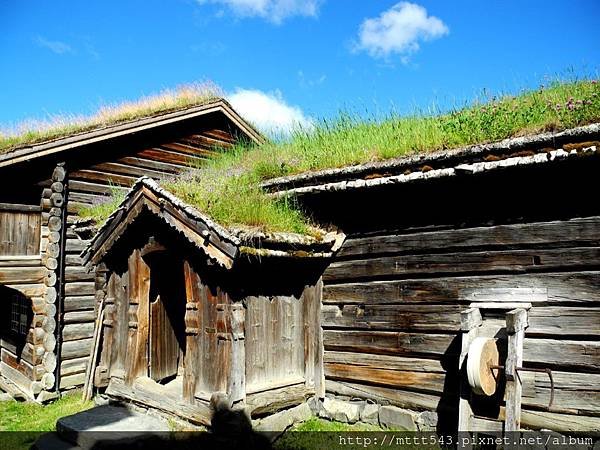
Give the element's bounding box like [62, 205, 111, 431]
[147, 253, 186, 382]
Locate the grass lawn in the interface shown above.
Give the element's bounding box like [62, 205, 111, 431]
[78, 78, 600, 233]
[0, 391, 93, 450]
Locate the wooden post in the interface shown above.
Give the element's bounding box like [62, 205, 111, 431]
[125, 249, 150, 385]
[504, 308, 528, 432]
[183, 260, 201, 403]
[228, 303, 246, 406]
[458, 307, 482, 435]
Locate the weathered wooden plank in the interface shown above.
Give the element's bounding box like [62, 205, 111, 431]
[326, 379, 440, 412]
[323, 272, 600, 305]
[65, 254, 85, 266]
[65, 238, 90, 253]
[60, 372, 86, 389]
[65, 266, 94, 282]
[136, 148, 202, 166]
[118, 156, 186, 175]
[64, 282, 96, 296]
[62, 323, 95, 341]
[339, 217, 600, 258]
[68, 180, 129, 196]
[69, 169, 137, 187]
[528, 307, 600, 336]
[64, 295, 96, 312]
[0, 267, 47, 284]
[90, 162, 169, 180]
[0, 256, 43, 267]
[523, 338, 600, 371]
[61, 338, 93, 360]
[63, 310, 96, 324]
[107, 377, 212, 426]
[0, 203, 42, 212]
[325, 247, 600, 282]
[521, 370, 600, 415]
[60, 357, 88, 377]
[323, 330, 457, 357]
[325, 363, 446, 394]
[323, 304, 462, 332]
[67, 192, 104, 206]
[245, 383, 313, 418]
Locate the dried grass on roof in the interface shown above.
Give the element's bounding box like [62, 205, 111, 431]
[0, 82, 222, 154]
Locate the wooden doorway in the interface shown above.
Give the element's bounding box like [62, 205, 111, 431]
[145, 252, 187, 383]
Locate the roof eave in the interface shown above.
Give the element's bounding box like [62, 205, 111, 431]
[0, 99, 265, 168]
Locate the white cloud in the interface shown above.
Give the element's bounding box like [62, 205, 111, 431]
[197, 0, 321, 24]
[35, 36, 72, 55]
[228, 89, 313, 136]
[356, 2, 448, 61]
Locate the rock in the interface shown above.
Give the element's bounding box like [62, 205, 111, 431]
[379, 406, 417, 431]
[0, 392, 12, 402]
[360, 403, 380, 425]
[253, 402, 312, 438]
[416, 411, 437, 431]
[319, 398, 361, 423]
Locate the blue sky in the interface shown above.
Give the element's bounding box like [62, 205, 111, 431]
[1, 0, 599, 134]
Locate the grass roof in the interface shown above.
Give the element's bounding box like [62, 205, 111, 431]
[0, 82, 222, 154]
[79, 79, 600, 234]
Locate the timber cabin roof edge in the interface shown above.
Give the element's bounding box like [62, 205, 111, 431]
[81, 177, 241, 269]
[81, 177, 345, 269]
[261, 122, 600, 193]
[0, 99, 265, 169]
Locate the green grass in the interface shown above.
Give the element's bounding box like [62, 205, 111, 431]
[79, 79, 600, 233]
[0, 82, 221, 155]
[273, 418, 440, 450]
[0, 391, 93, 450]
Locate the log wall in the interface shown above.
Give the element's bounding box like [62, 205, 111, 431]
[322, 216, 600, 433]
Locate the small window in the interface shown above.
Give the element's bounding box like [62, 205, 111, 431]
[10, 294, 29, 335]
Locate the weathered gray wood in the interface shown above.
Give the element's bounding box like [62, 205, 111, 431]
[326, 379, 440, 412]
[64, 282, 96, 296]
[339, 217, 600, 258]
[63, 310, 96, 323]
[228, 303, 246, 405]
[322, 304, 462, 332]
[325, 247, 600, 282]
[62, 323, 95, 341]
[323, 272, 600, 305]
[60, 357, 88, 377]
[63, 296, 96, 312]
[107, 377, 212, 425]
[60, 373, 86, 390]
[61, 338, 93, 360]
[323, 329, 456, 357]
[505, 308, 527, 432]
[246, 383, 313, 417]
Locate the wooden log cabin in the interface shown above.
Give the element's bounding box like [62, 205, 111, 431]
[81, 178, 343, 424]
[0, 99, 263, 401]
[261, 123, 600, 435]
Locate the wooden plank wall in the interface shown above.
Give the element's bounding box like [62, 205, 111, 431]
[0, 205, 41, 256]
[245, 295, 306, 393]
[60, 128, 235, 390]
[321, 216, 600, 433]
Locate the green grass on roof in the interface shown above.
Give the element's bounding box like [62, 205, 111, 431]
[79, 78, 600, 233]
[0, 82, 222, 154]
